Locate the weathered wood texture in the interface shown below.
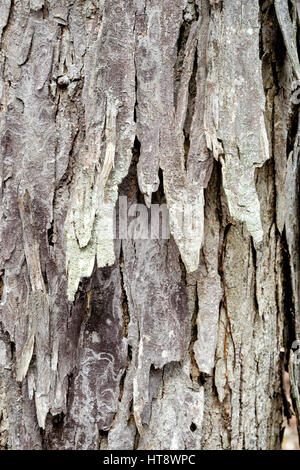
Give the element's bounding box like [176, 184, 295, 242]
[0, 0, 299, 450]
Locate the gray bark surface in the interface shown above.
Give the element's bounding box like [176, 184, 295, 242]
[0, 0, 299, 450]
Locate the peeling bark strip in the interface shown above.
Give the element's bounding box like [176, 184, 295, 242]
[66, 0, 269, 296]
[0, 0, 298, 450]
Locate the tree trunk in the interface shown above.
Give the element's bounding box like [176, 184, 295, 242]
[0, 0, 299, 450]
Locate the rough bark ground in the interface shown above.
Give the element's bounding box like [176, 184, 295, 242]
[0, 0, 299, 450]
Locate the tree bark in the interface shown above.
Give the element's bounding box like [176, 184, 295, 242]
[0, 0, 299, 450]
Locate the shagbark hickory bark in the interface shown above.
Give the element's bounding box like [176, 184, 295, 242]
[0, 0, 299, 450]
